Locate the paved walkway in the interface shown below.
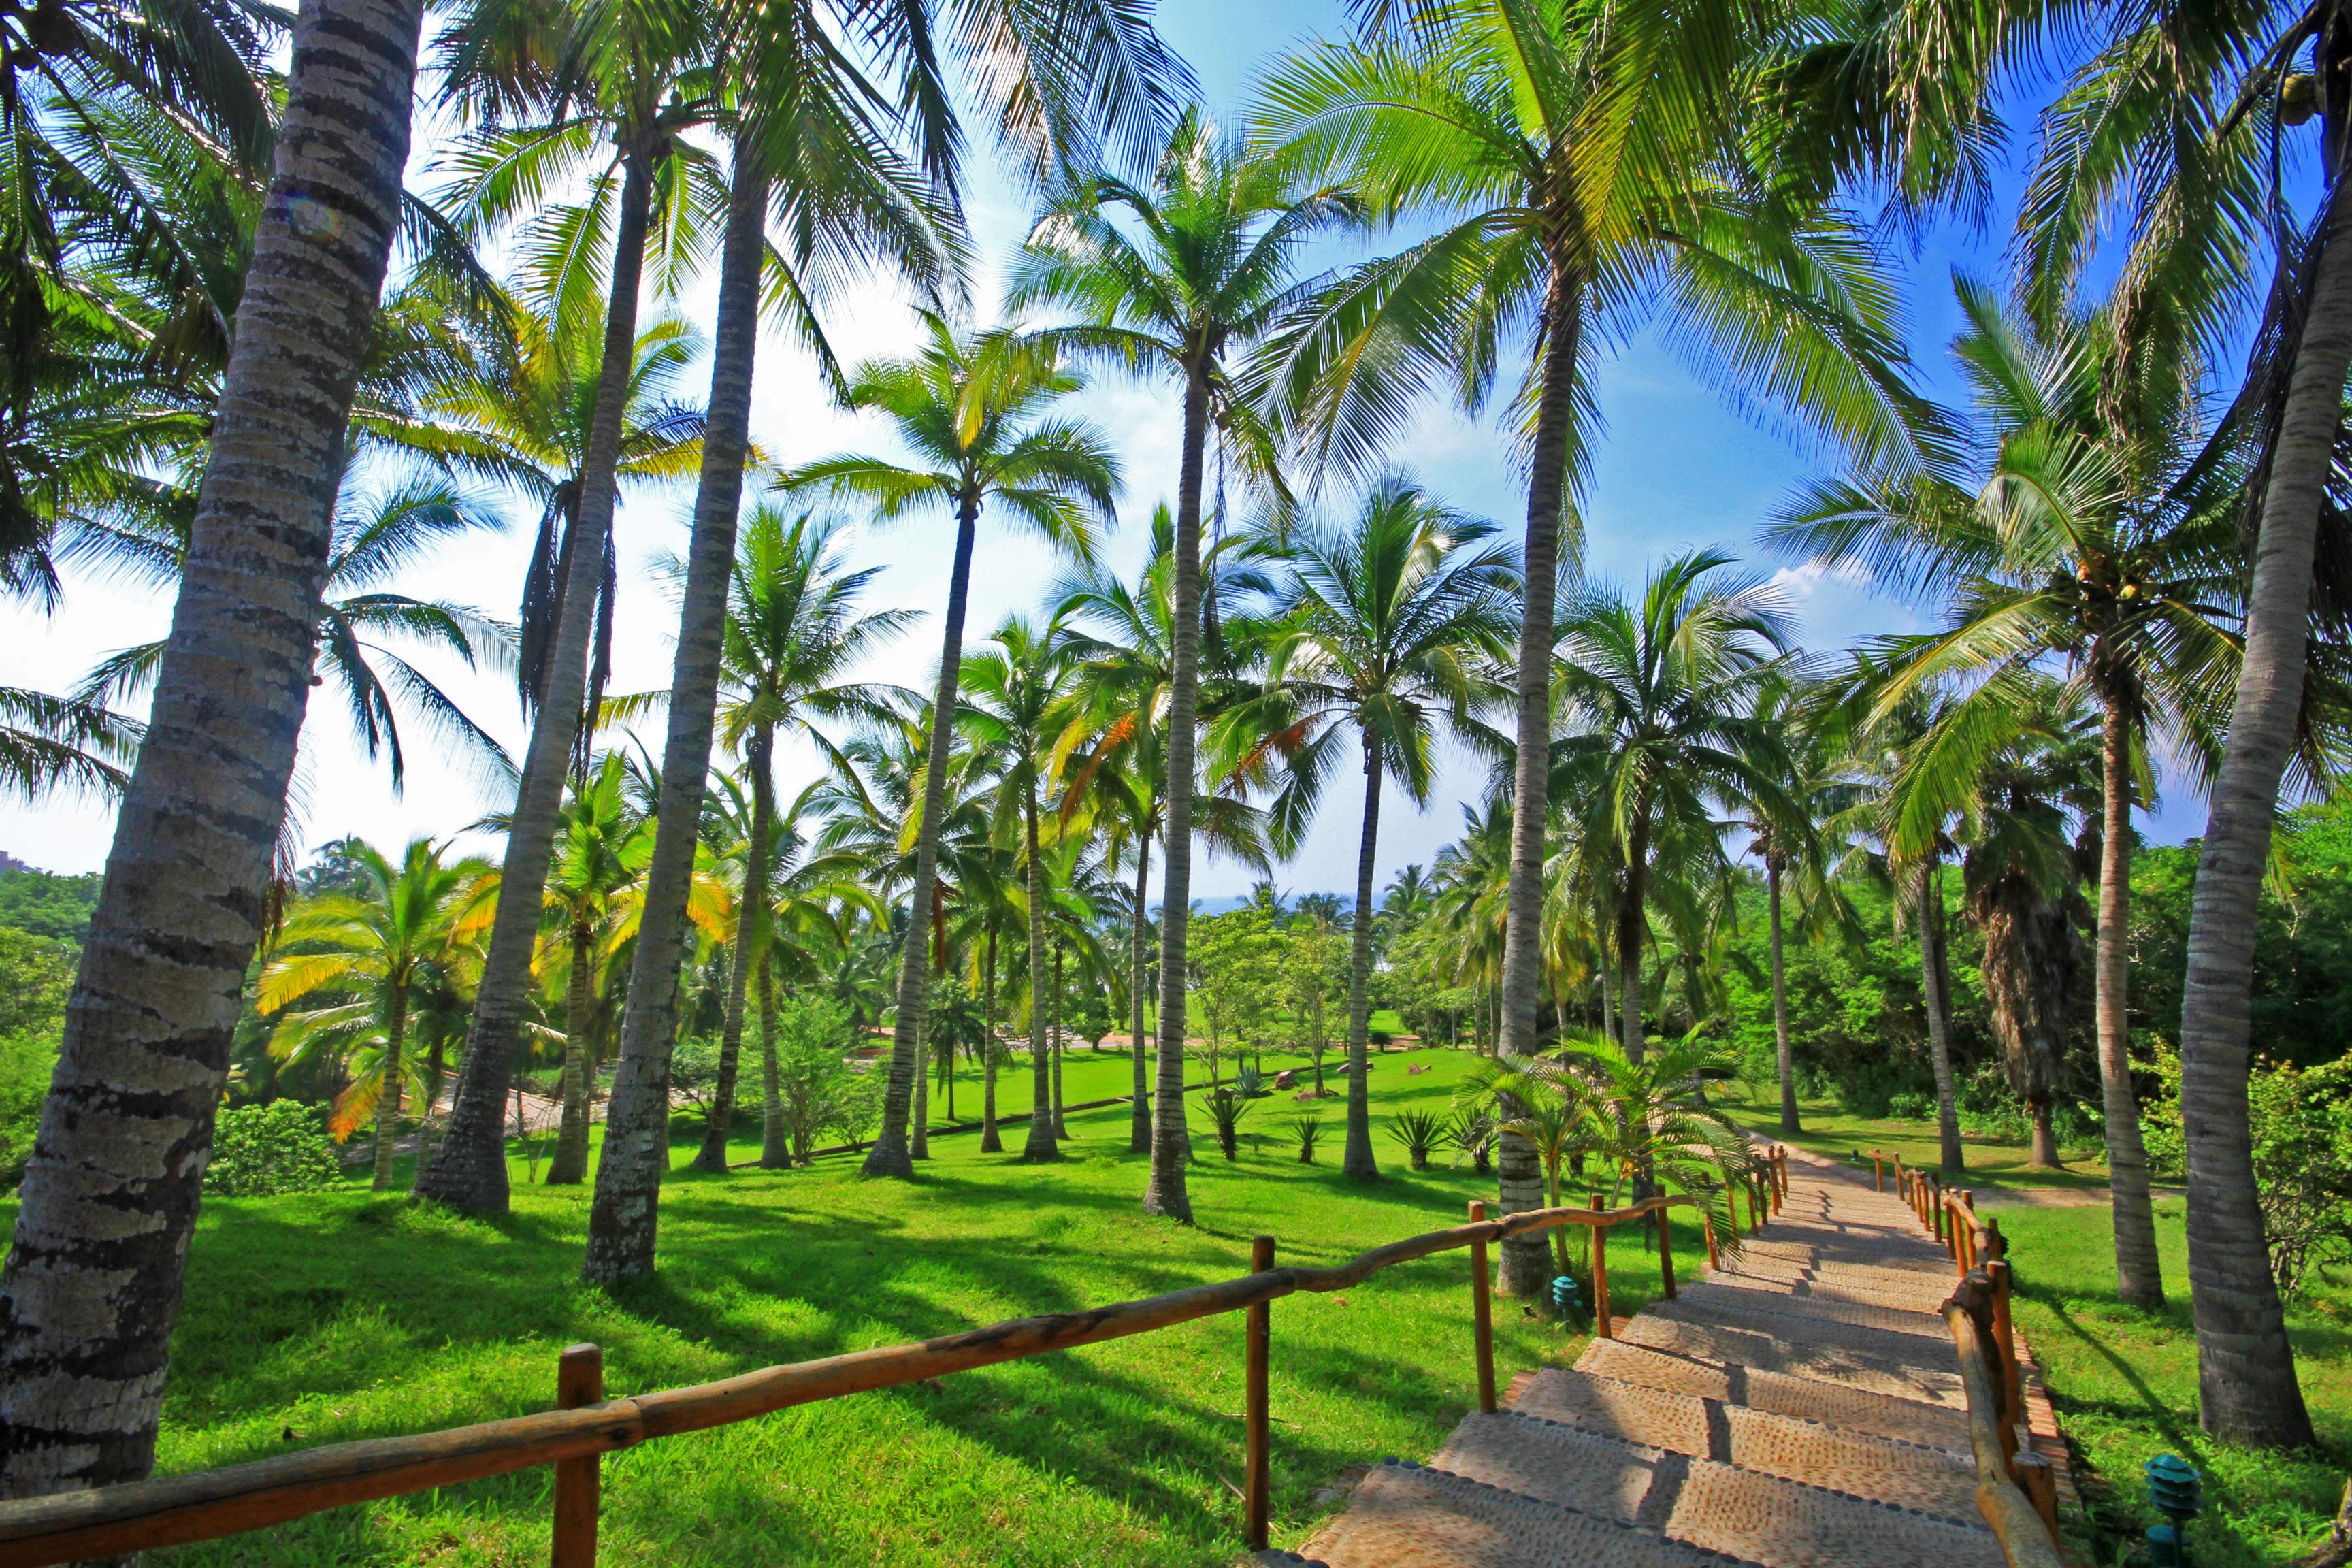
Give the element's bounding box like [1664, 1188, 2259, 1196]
[1284, 1154, 2068, 1568]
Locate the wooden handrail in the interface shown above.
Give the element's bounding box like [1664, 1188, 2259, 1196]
[1943, 1284, 2066, 1568]
[0, 1192, 1705, 1567]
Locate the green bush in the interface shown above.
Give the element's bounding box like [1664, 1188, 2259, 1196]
[0, 1031, 61, 1188]
[205, 1100, 343, 1197]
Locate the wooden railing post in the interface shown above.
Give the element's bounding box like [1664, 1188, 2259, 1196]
[1467, 1202, 1497, 1415]
[1989, 1256, 2021, 1442]
[1589, 1194, 1612, 1338]
[1656, 1200, 1677, 1300]
[1245, 1235, 1274, 1552]
[1776, 1147, 1788, 1208]
[1872, 1152, 1884, 1191]
[1701, 1201, 1720, 1272]
[553, 1344, 602, 1568]
[2015, 1448, 2062, 1545]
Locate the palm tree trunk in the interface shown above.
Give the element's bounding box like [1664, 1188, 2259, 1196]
[1143, 359, 1213, 1220]
[1768, 856, 1801, 1134]
[1492, 262, 1582, 1289]
[420, 146, 654, 1217]
[758, 956, 786, 1166]
[1051, 940, 1067, 1137]
[1619, 820, 1649, 1067]
[2169, 178, 2352, 1449]
[865, 491, 981, 1177]
[545, 919, 598, 1184]
[981, 920, 1002, 1152]
[1022, 784, 1059, 1160]
[692, 730, 774, 1175]
[0, 0, 425, 1497]
[1341, 733, 1384, 1180]
[1129, 834, 1152, 1152]
[1917, 854, 1965, 1175]
[410, 1035, 447, 1189]
[372, 987, 408, 1191]
[578, 154, 769, 1275]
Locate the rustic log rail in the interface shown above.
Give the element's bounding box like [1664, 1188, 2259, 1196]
[0, 1189, 1720, 1567]
[1872, 1149, 2068, 1568]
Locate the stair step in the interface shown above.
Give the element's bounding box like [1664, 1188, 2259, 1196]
[1435, 1411, 2002, 1568]
[1509, 1369, 1980, 1521]
[1705, 1264, 1955, 1313]
[1731, 1238, 1955, 1280]
[1305, 1458, 1741, 1568]
[1616, 1316, 1967, 1409]
[1655, 1288, 1953, 1352]
[1574, 1339, 1972, 1452]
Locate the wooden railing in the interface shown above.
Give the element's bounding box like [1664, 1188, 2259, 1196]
[0, 1183, 1742, 1567]
[1872, 1150, 2068, 1568]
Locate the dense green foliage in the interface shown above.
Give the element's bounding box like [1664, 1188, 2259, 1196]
[0, 870, 99, 945]
[202, 1102, 344, 1198]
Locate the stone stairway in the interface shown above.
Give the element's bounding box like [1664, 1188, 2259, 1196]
[1287, 1154, 2067, 1568]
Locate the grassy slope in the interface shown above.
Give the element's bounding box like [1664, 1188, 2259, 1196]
[129, 1047, 1703, 1566]
[18, 1071, 2344, 1565]
[1724, 1091, 2351, 1568]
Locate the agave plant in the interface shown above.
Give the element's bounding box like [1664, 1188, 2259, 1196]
[1203, 1087, 1250, 1161]
[1388, 1109, 1446, 1171]
[1291, 1113, 1324, 1164]
[1441, 1109, 1493, 1175]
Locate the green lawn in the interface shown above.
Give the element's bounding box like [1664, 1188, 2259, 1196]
[1714, 1091, 2121, 1196]
[110, 1045, 1705, 1566]
[19, 1073, 2347, 1567]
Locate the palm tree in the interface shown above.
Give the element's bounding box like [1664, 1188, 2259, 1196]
[1254, 0, 1916, 1280]
[0, 0, 444, 1497]
[530, 755, 651, 1185]
[1054, 504, 1275, 1153]
[1550, 552, 1796, 1068]
[259, 840, 494, 1190]
[960, 614, 1081, 1161]
[623, 509, 911, 1175]
[2019, 0, 2352, 1446]
[1771, 280, 2331, 1305]
[1235, 475, 1516, 1179]
[414, 0, 717, 1214]
[1012, 109, 1364, 1221]
[782, 320, 1117, 1177]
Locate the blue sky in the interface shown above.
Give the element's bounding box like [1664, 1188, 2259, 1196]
[0, 0, 2242, 889]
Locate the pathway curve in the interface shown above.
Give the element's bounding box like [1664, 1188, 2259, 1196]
[1282, 1153, 2068, 1568]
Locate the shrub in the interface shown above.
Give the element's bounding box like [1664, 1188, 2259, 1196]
[2247, 1056, 2352, 1299]
[1291, 1114, 1323, 1164]
[1388, 1109, 1444, 1171]
[1203, 1088, 1249, 1160]
[205, 1100, 342, 1197]
[1886, 1090, 1933, 1121]
[1441, 1109, 1492, 1174]
[774, 994, 853, 1162]
[824, 1066, 884, 1152]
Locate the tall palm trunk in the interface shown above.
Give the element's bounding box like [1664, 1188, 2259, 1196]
[1495, 261, 1584, 1295]
[1128, 834, 1152, 1152]
[693, 728, 774, 1175]
[2168, 174, 2352, 1450]
[372, 987, 409, 1190]
[757, 956, 786, 1166]
[1917, 854, 1964, 1174]
[1022, 784, 1059, 1159]
[1767, 855, 1800, 1134]
[1051, 939, 1067, 1137]
[981, 920, 1002, 1152]
[1143, 359, 1212, 1220]
[545, 917, 598, 1183]
[2093, 687, 2164, 1306]
[410, 1034, 448, 1188]
[1618, 824, 1649, 1067]
[866, 490, 981, 1176]
[419, 147, 654, 1216]
[1341, 732, 1384, 1179]
[580, 155, 770, 1275]
[0, 0, 425, 1498]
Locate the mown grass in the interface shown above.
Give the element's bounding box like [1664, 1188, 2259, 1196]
[1715, 1094, 2120, 1196]
[16, 1069, 2346, 1566]
[113, 1046, 1709, 1566]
